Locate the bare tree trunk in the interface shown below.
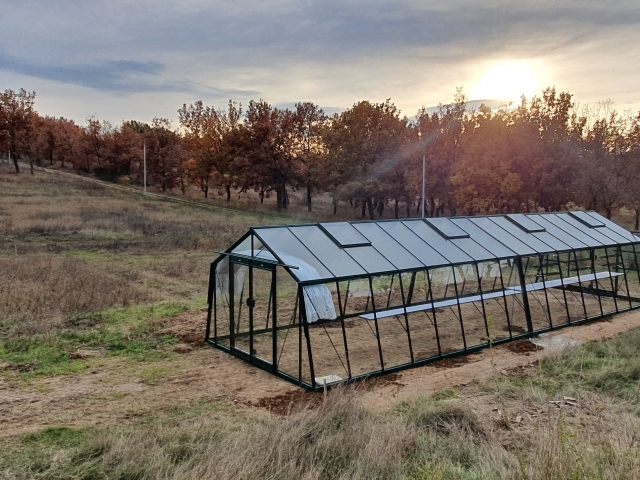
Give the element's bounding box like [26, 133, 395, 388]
[605, 207, 612, 219]
[30, 159, 34, 175]
[361, 201, 366, 218]
[333, 198, 337, 215]
[406, 200, 411, 218]
[394, 198, 399, 219]
[307, 177, 312, 212]
[226, 184, 231, 202]
[367, 197, 375, 220]
[635, 209, 639, 231]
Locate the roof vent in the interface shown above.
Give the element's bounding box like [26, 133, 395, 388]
[425, 218, 470, 240]
[505, 214, 546, 233]
[568, 211, 605, 228]
[319, 223, 371, 248]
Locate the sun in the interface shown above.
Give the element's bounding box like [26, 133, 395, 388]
[471, 62, 539, 103]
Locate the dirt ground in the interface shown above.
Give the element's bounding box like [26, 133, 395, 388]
[2, 309, 639, 437]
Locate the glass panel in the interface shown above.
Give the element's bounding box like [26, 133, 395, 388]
[568, 210, 605, 228]
[537, 253, 570, 327]
[588, 212, 639, 243]
[451, 218, 518, 258]
[528, 215, 589, 250]
[405, 310, 440, 361]
[340, 278, 373, 317]
[593, 248, 619, 315]
[501, 259, 530, 334]
[403, 220, 474, 264]
[450, 238, 499, 262]
[520, 255, 552, 331]
[308, 324, 350, 384]
[557, 252, 587, 322]
[506, 214, 546, 233]
[231, 235, 252, 254]
[320, 222, 371, 247]
[275, 272, 301, 380]
[487, 216, 556, 254]
[470, 217, 537, 256]
[542, 214, 603, 249]
[553, 213, 619, 246]
[288, 226, 367, 279]
[425, 218, 470, 239]
[621, 246, 640, 308]
[254, 227, 333, 281]
[377, 221, 449, 267]
[344, 246, 396, 274]
[249, 267, 274, 364]
[352, 222, 425, 270]
[213, 259, 231, 347]
[232, 263, 251, 354]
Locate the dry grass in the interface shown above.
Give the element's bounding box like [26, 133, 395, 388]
[3, 366, 640, 479]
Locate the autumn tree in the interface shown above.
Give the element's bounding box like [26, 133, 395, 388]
[143, 118, 184, 192]
[290, 102, 327, 212]
[323, 99, 409, 219]
[451, 110, 523, 214]
[230, 100, 297, 211]
[178, 100, 241, 199]
[411, 88, 467, 217]
[0, 89, 37, 173]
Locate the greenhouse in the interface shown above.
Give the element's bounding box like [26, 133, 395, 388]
[206, 211, 640, 391]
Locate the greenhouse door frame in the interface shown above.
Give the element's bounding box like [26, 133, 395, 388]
[209, 253, 279, 374]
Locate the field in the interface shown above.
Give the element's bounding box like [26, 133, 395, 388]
[2, 165, 640, 479]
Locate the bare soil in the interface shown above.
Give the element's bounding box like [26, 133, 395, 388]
[2, 310, 639, 436]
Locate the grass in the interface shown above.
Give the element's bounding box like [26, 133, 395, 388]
[0, 164, 278, 379]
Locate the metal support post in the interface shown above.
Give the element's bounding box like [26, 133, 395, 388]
[515, 257, 534, 333]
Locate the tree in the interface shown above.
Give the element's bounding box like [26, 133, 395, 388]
[143, 118, 184, 192]
[0, 89, 37, 173]
[178, 100, 241, 199]
[323, 99, 409, 219]
[230, 100, 297, 211]
[411, 88, 467, 217]
[451, 110, 523, 214]
[291, 102, 327, 212]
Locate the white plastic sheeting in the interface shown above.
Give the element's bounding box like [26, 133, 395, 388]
[216, 250, 336, 323]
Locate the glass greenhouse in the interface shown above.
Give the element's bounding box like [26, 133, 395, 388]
[206, 212, 640, 390]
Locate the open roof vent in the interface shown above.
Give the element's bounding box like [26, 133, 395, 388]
[568, 211, 605, 228]
[319, 223, 371, 248]
[505, 214, 546, 233]
[425, 218, 470, 240]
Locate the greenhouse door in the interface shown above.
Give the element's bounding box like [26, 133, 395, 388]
[228, 260, 277, 371]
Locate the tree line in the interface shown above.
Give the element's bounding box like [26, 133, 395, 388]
[2, 87, 640, 227]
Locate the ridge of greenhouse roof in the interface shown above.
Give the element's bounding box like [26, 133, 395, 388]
[236, 211, 640, 284]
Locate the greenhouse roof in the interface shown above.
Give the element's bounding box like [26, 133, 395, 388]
[230, 212, 640, 285]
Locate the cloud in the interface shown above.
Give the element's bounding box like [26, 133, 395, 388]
[0, 54, 260, 97]
[1, 0, 639, 122]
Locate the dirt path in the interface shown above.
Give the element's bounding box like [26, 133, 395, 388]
[2, 311, 638, 436]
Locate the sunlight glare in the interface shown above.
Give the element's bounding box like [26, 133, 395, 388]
[471, 62, 538, 103]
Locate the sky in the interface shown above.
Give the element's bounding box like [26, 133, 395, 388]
[1, 0, 639, 125]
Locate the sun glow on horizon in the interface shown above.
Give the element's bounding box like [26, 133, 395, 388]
[471, 62, 539, 103]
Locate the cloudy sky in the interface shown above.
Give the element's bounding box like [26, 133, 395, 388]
[1, 0, 639, 124]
